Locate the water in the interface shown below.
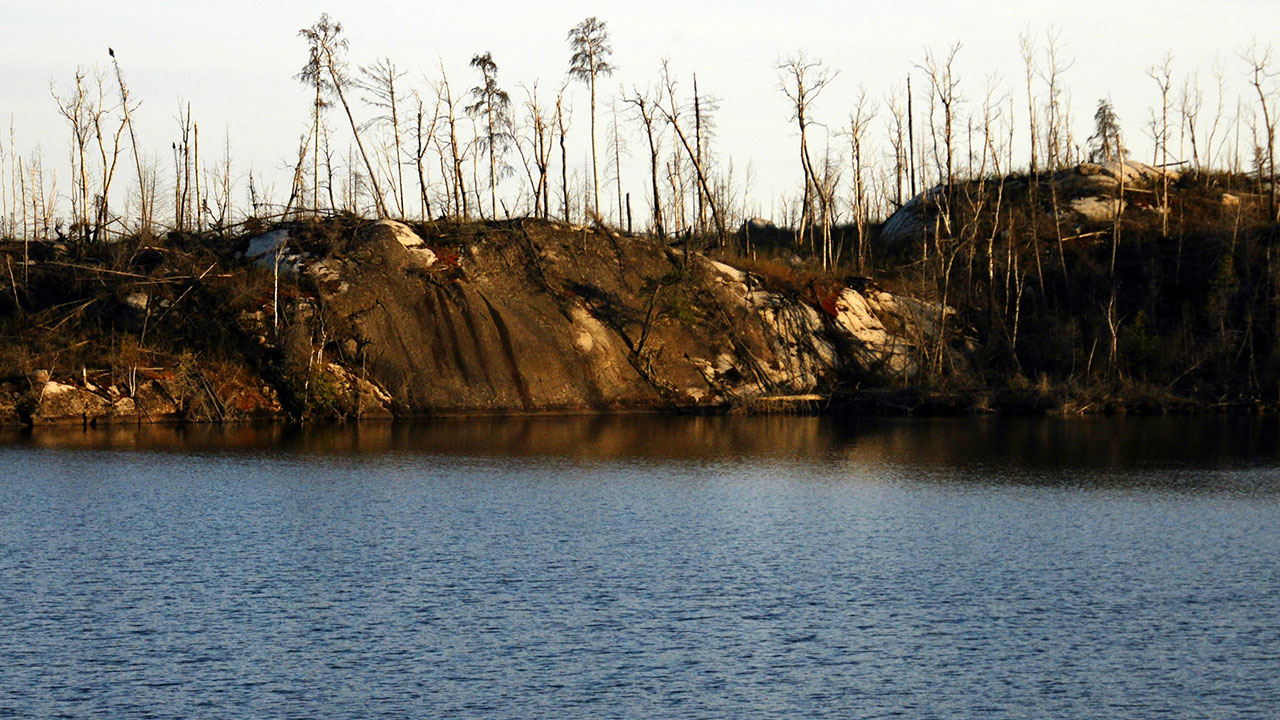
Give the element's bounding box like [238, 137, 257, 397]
[1, 416, 1278, 718]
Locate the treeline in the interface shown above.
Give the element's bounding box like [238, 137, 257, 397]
[4, 16, 1280, 407]
[2, 21, 1277, 250]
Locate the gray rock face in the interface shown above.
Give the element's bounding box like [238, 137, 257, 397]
[296, 220, 954, 415]
[245, 229, 290, 262]
[30, 381, 111, 425]
[310, 221, 662, 414]
[1070, 196, 1126, 222]
[1088, 160, 1178, 185]
[879, 187, 946, 250]
[882, 161, 1181, 249]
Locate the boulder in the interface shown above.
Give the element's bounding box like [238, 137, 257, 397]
[1076, 160, 1178, 190]
[1070, 196, 1126, 223]
[879, 187, 945, 249]
[330, 363, 394, 419]
[361, 220, 436, 266]
[132, 380, 182, 421]
[244, 229, 302, 275]
[30, 381, 111, 425]
[245, 229, 289, 260]
[829, 289, 918, 378]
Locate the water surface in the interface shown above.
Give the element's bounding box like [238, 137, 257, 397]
[1, 416, 1278, 718]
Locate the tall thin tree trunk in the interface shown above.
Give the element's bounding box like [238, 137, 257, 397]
[327, 52, 388, 218]
[589, 75, 599, 216]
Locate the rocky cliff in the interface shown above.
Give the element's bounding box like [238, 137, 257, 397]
[273, 218, 953, 417]
[1, 218, 956, 425]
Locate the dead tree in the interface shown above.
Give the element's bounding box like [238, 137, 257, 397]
[690, 74, 721, 241]
[566, 16, 615, 218]
[608, 97, 627, 226]
[1147, 52, 1173, 237]
[412, 90, 441, 220]
[360, 57, 408, 217]
[1180, 72, 1204, 172]
[51, 69, 93, 240]
[1204, 60, 1228, 174]
[466, 52, 511, 220]
[624, 86, 665, 238]
[89, 70, 125, 242]
[778, 52, 836, 256]
[1242, 43, 1277, 219]
[1039, 27, 1074, 172]
[657, 61, 725, 248]
[435, 62, 469, 219]
[845, 87, 876, 271]
[555, 85, 571, 222]
[300, 14, 388, 218]
[109, 48, 151, 236]
[512, 83, 553, 218]
[1019, 30, 1039, 179]
[884, 86, 908, 208]
[918, 43, 961, 235]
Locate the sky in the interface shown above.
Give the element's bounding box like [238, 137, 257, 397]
[2, 0, 1278, 225]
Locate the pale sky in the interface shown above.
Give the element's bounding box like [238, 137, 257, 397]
[2, 0, 1277, 224]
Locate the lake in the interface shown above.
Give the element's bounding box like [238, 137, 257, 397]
[1, 415, 1278, 718]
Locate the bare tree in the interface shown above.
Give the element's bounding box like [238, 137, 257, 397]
[210, 129, 233, 230]
[566, 16, 615, 217]
[283, 129, 310, 218]
[1148, 52, 1173, 237]
[1019, 29, 1039, 178]
[360, 57, 408, 217]
[657, 61, 725, 248]
[514, 83, 553, 219]
[1180, 72, 1204, 171]
[435, 61, 469, 219]
[299, 14, 388, 218]
[411, 90, 440, 220]
[51, 69, 93, 240]
[918, 43, 962, 233]
[172, 102, 196, 231]
[1241, 42, 1277, 219]
[845, 86, 876, 270]
[1204, 59, 1228, 173]
[554, 83, 571, 221]
[624, 86, 665, 238]
[109, 48, 151, 236]
[884, 86, 909, 208]
[467, 52, 511, 220]
[1040, 27, 1074, 171]
[607, 97, 627, 226]
[778, 52, 836, 254]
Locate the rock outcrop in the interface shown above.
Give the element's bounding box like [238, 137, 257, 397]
[880, 160, 1181, 249]
[10, 371, 282, 427]
[268, 219, 954, 415]
[3, 217, 959, 425]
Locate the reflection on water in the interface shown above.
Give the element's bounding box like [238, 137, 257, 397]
[1, 415, 1278, 718]
[5, 414, 1279, 470]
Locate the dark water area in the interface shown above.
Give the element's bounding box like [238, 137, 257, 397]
[1, 416, 1278, 718]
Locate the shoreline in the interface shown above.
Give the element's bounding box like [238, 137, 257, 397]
[3, 383, 1273, 430]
